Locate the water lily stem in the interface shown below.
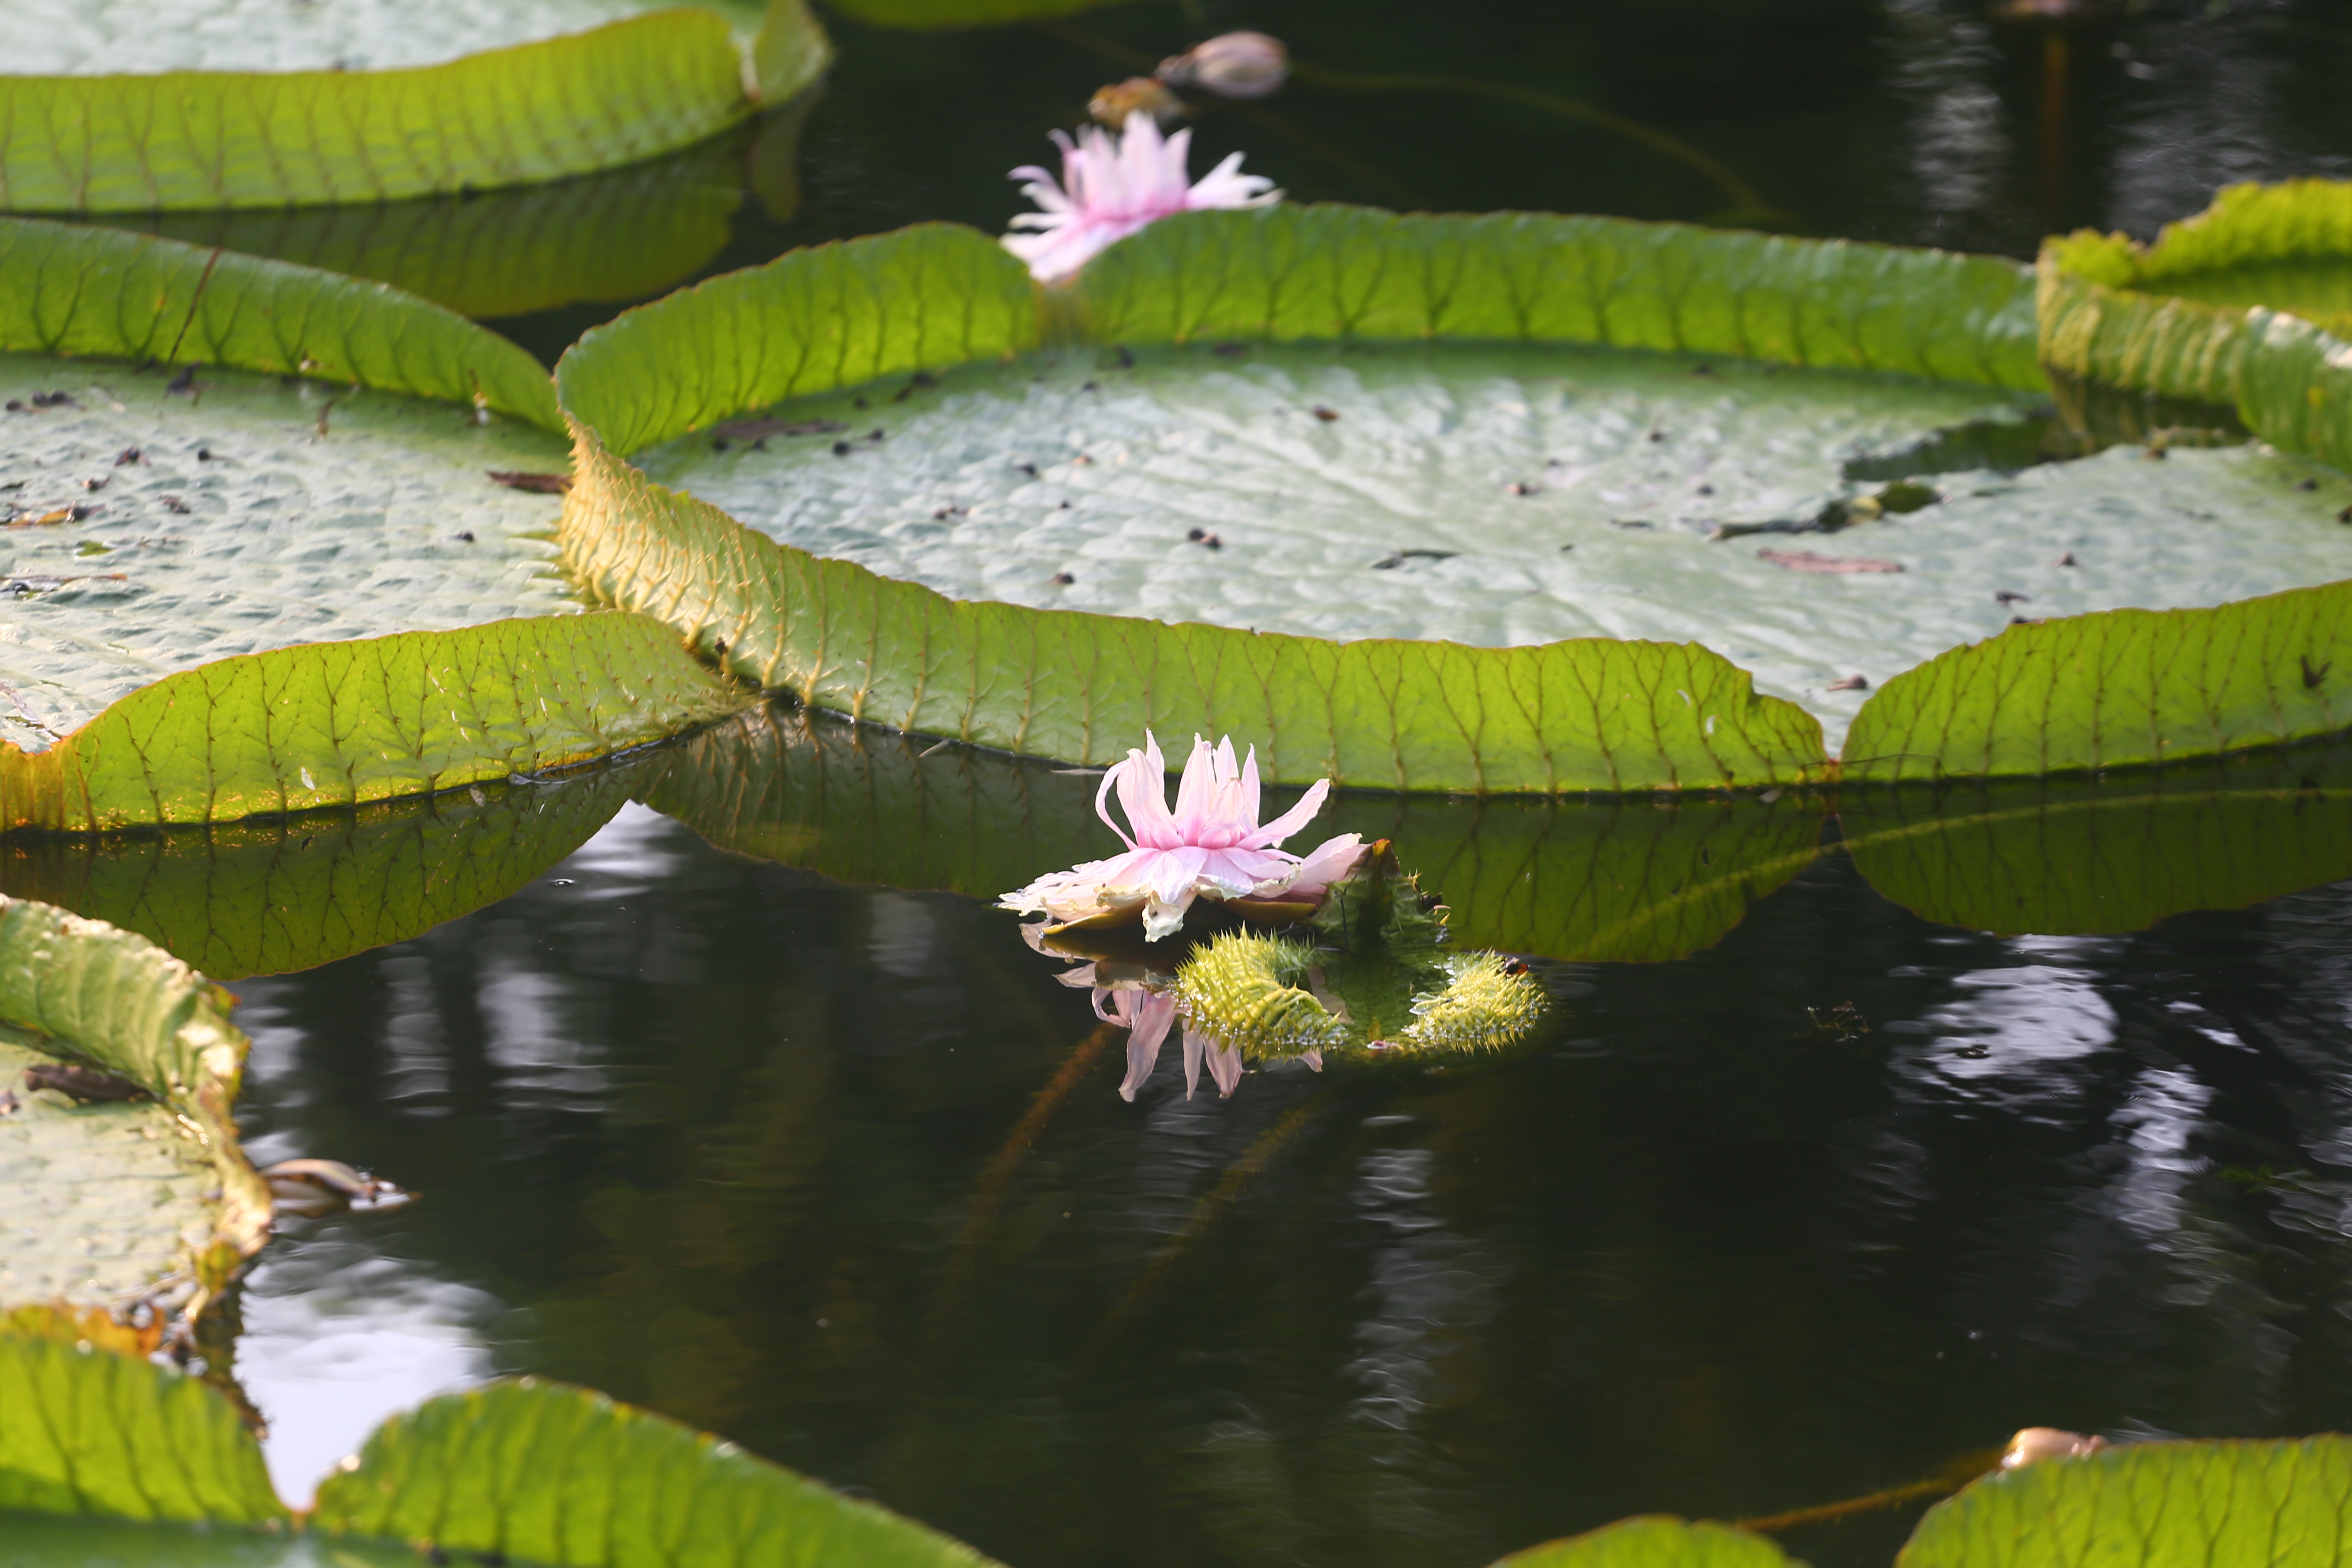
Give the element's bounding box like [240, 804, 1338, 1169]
[1734, 1447, 2005, 1533]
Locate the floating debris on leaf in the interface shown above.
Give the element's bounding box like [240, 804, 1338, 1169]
[22, 1061, 148, 1103]
[1824, 673, 1870, 691]
[487, 469, 570, 493]
[1759, 548, 1904, 574]
[262, 1157, 409, 1220]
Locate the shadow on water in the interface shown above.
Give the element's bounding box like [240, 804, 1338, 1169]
[96, 703, 2351, 1563]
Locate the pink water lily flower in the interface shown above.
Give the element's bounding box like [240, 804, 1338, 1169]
[1000, 731, 1365, 941]
[1003, 116, 1281, 284]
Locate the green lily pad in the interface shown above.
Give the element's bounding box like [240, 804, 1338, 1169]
[0, 0, 827, 212]
[1489, 1517, 1794, 1567]
[638, 342, 2352, 748]
[310, 1379, 1004, 1565]
[0, 220, 750, 831]
[0, 760, 652, 980]
[0, 353, 579, 747]
[1899, 1436, 2352, 1567]
[0, 1515, 414, 1566]
[0, 897, 268, 1320]
[0, 1334, 283, 1526]
[818, 0, 1123, 27]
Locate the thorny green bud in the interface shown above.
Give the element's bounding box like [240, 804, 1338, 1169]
[1397, 953, 1548, 1054]
[1174, 931, 1348, 1059]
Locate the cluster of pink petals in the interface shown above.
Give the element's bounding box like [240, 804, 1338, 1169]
[1002, 116, 1281, 284]
[1000, 731, 1365, 941]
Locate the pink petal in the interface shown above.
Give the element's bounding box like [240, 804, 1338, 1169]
[1150, 844, 1209, 907]
[1280, 833, 1367, 902]
[1181, 1025, 1207, 1099]
[1303, 1049, 1323, 1072]
[1244, 777, 1331, 849]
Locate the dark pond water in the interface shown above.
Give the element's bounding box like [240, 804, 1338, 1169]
[167, 713, 2352, 1568]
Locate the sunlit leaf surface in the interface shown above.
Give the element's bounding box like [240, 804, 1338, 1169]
[0, 1514, 414, 1566]
[0, 1336, 283, 1526]
[310, 1377, 1002, 1566]
[1491, 1517, 1794, 1568]
[0, 762, 651, 980]
[1900, 1437, 2352, 1567]
[819, 0, 1123, 27]
[1844, 581, 2352, 780]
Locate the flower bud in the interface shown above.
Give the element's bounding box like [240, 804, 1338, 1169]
[1156, 31, 1290, 100]
[1089, 76, 1188, 130]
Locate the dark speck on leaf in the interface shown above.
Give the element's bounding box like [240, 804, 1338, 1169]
[25, 1062, 146, 1103]
[1312, 405, 1339, 421]
[854, 396, 870, 410]
[1082, 381, 1099, 392]
[166, 365, 198, 395]
[451, 531, 475, 543]
[1114, 345, 1135, 368]
[428, 1550, 449, 1566]
[1610, 519, 1653, 530]
[831, 441, 852, 456]
[2304, 655, 2330, 690]
[161, 495, 189, 514]
[2010, 615, 2038, 626]
[1057, 499, 1072, 509]
[1187, 527, 1223, 549]
[714, 416, 845, 441]
[912, 371, 939, 389]
[114, 448, 142, 466]
[1695, 483, 1713, 495]
[868, 429, 885, 441]
[479, 1552, 507, 1567]
[2054, 550, 2078, 566]
[712, 436, 731, 452]
[1504, 481, 1537, 496]
[1648, 428, 1667, 442]
[197, 448, 220, 461]
[1825, 673, 1870, 691]
[1015, 462, 1037, 476]
[891, 386, 911, 403]
[1051, 571, 1076, 585]
[2338, 504, 2352, 524]
[487, 470, 569, 494]
[1994, 590, 2030, 605]
[2, 402, 19, 413]
[1693, 363, 1716, 376]
[2298, 478, 2320, 491]
[1211, 341, 1249, 357]
[79, 476, 106, 492]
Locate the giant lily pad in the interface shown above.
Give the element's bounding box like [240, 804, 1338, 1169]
[0, 897, 268, 1322]
[558, 205, 2352, 788]
[0, 0, 828, 212]
[0, 220, 751, 831]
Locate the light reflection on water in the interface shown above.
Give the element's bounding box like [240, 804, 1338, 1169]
[221, 795, 2352, 1568]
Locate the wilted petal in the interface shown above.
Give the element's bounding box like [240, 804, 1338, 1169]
[1276, 833, 1367, 902]
[1303, 1049, 1323, 1072]
[1180, 1024, 1207, 1098]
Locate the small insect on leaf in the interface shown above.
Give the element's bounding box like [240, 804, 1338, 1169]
[1051, 570, 1076, 585]
[486, 470, 571, 494]
[1824, 673, 1870, 691]
[1311, 405, 1340, 421]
